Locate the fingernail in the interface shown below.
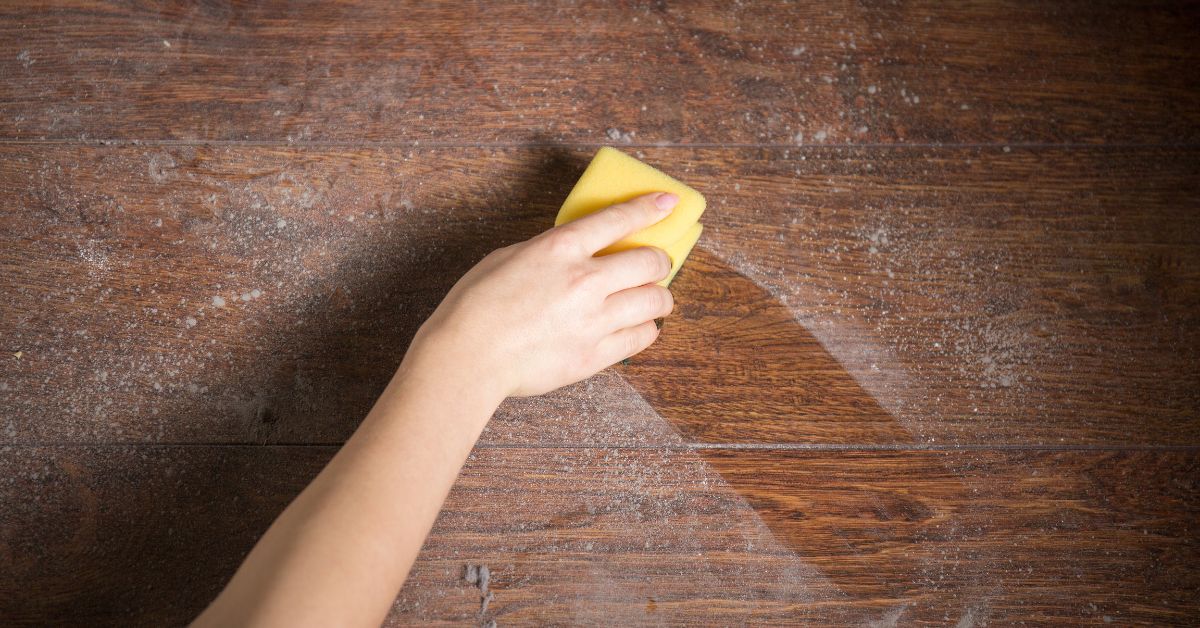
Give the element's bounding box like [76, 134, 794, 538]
[654, 318, 664, 330]
[654, 193, 679, 212]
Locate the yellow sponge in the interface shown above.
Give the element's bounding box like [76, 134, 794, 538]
[556, 147, 706, 287]
[661, 222, 703, 286]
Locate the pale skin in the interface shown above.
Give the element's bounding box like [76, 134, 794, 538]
[194, 192, 680, 627]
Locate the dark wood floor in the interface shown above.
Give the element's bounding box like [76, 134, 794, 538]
[1, 2, 1198, 625]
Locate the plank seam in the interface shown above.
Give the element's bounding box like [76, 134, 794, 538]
[3, 442, 1198, 451]
[1, 139, 1199, 150]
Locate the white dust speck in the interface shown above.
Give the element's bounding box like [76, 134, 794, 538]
[17, 50, 33, 69]
[162, 39, 171, 48]
[867, 85, 877, 94]
[148, 152, 175, 183]
[212, 296, 226, 307]
[791, 46, 806, 56]
[185, 317, 197, 328]
[250, 288, 262, 299]
[276, 218, 287, 229]
[813, 129, 828, 142]
[605, 128, 634, 144]
[867, 228, 890, 255]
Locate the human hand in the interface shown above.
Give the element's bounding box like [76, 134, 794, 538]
[407, 192, 678, 399]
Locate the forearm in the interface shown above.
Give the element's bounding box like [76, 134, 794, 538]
[197, 192, 677, 626]
[195, 337, 504, 627]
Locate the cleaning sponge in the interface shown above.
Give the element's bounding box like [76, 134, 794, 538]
[660, 221, 704, 286]
[555, 147, 706, 286]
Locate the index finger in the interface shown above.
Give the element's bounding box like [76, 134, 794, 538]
[558, 192, 678, 254]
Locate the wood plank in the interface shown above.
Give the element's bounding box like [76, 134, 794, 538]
[0, 445, 1195, 625]
[1, 1, 1197, 143]
[695, 447, 1200, 625]
[682, 147, 1200, 445]
[2, 146, 1197, 446]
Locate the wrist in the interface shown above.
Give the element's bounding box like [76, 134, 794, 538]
[399, 322, 512, 409]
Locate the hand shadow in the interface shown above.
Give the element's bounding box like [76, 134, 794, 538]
[0, 145, 589, 626]
[228, 146, 588, 445]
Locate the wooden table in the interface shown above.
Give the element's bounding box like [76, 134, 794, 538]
[1, 2, 1197, 625]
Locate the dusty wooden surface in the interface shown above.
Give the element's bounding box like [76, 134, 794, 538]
[1, 1, 1199, 144]
[1, 446, 1197, 625]
[1, 1, 1198, 626]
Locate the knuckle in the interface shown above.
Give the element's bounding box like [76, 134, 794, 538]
[545, 228, 584, 256]
[643, 247, 664, 271]
[640, 323, 660, 349]
[653, 248, 671, 276]
[656, 286, 674, 314]
[629, 247, 668, 279]
[608, 204, 637, 232]
[644, 286, 666, 313]
[567, 265, 598, 291]
[625, 329, 644, 356]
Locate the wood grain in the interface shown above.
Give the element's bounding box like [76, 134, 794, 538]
[1, 1, 1197, 144]
[697, 447, 1200, 625]
[2, 146, 1196, 446]
[0, 445, 1194, 625]
[3, 3, 1199, 623]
